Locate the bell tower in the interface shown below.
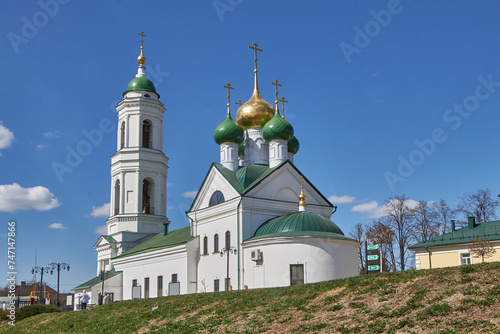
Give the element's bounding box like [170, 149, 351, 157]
[97, 33, 169, 272]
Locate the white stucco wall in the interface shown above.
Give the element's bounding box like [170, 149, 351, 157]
[242, 237, 359, 289]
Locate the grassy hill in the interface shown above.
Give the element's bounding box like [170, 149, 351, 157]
[2, 262, 500, 333]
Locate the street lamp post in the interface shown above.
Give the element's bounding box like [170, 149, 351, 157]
[31, 266, 52, 304]
[220, 246, 237, 291]
[48, 262, 70, 306]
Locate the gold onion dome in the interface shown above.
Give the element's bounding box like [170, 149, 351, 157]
[235, 88, 275, 130]
[262, 109, 294, 142]
[213, 112, 244, 145]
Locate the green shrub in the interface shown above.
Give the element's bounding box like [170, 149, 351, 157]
[16, 304, 61, 321]
[460, 265, 475, 274]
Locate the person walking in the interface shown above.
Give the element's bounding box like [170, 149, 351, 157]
[80, 290, 90, 310]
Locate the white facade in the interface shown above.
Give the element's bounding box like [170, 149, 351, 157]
[79, 45, 360, 301]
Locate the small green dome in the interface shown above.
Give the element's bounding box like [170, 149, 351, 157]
[213, 113, 244, 145]
[262, 110, 294, 142]
[253, 211, 344, 238]
[288, 136, 300, 154]
[125, 76, 156, 94]
[238, 142, 244, 156]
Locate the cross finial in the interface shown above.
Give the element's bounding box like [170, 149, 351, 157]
[248, 42, 263, 73]
[138, 31, 147, 49]
[271, 79, 282, 110]
[137, 32, 147, 67]
[223, 83, 234, 114]
[235, 99, 243, 107]
[279, 96, 288, 119]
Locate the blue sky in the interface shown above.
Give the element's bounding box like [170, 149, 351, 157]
[2, 0, 500, 292]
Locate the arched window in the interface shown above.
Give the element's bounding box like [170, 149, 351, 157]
[214, 234, 219, 253]
[142, 179, 153, 214]
[225, 231, 230, 249]
[142, 120, 152, 148]
[209, 191, 224, 207]
[114, 180, 120, 215]
[120, 122, 125, 149]
[203, 236, 208, 255]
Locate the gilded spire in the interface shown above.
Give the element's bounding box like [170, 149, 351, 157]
[298, 176, 307, 209]
[248, 42, 263, 95]
[279, 96, 288, 119]
[137, 31, 147, 67]
[223, 83, 234, 115]
[271, 79, 282, 111]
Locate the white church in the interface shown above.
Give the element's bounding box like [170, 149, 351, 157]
[74, 39, 359, 302]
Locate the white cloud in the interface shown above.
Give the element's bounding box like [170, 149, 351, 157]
[352, 198, 421, 219]
[49, 223, 67, 230]
[44, 130, 63, 139]
[36, 144, 47, 150]
[167, 183, 174, 187]
[351, 200, 387, 219]
[182, 191, 197, 199]
[328, 195, 355, 204]
[0, 183, 60, 213]
[94, 225, 107, 235]
[0, 122, 14, 154]
[90, 203, 110, 217]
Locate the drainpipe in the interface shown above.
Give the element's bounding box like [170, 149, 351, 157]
[237, 197, 243, 290]
[425, 246, 431, 269]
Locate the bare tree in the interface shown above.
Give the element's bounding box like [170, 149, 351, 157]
[348, 223, 366, 274]
[458, 189, 499, 223]
[366, 219, 396, 272]
[412, 200, 439, 243]
[384, 195, 415, 271]
[469, 238, 497, 263]
[434, 199, 455, 234]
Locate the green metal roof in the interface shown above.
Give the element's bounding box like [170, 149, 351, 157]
[409, 220, 500, 250]
[213, 113, 244, 145]
[125, 76, 156, 95]
[188, 160, 333, 213]
[262, 110, 294, 142]
[288, 136, 300, 154]
[113, 226, 195, 259]
[102, 235, 117, 243]
[249, 211, 346, 241]
[74, 269, 122, 290]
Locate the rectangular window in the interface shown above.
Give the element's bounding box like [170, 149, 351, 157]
[144, 277, 150, 298]
[132, 279, 137, 287]
[225, 278, 231, 291]
[214, 279, 220, 292]
[461, 253, 472, 266]
[290, 264, 304, 286]
[171, 274, 178, 283]
[157, 276, 163, 297]
[214, 234, 219, 253]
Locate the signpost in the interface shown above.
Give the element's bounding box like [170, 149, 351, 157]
[365, 242, 383, 274]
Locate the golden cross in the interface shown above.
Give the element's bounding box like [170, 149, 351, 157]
[248, 42, 263, 72]
[138, 32, 147, 48]
[271, 79, 282, 108]
[235, 99, 243, 107]
[279, 96, 288, 119]
[223, 83, 234, 109]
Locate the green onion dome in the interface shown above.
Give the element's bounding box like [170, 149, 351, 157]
[262, 110, 294, 142]
[238, 142, 244, 156]
[253, 211, 345, 238]
[288, 136, 300, 155]
[124, 77, 157, 95]
[213, 113, 244, 145]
